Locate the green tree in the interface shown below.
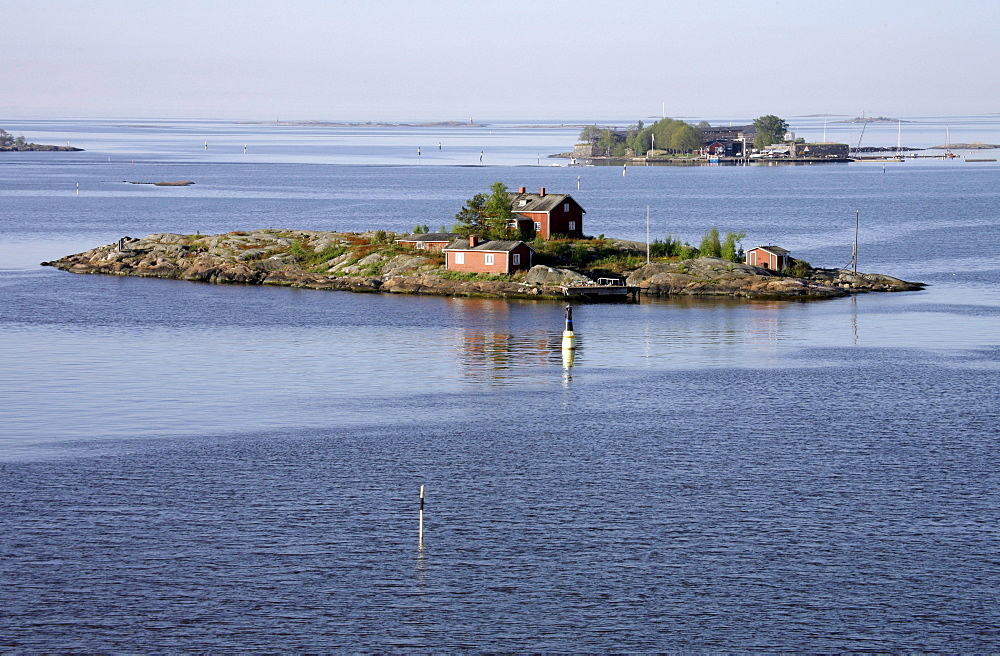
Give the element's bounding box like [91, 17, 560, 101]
[597, 129, 618, 157]
[699, 227, 722, 258]
[482, 181, 516, 239]
[412, 224, 429, 234]
[753, 114, 789, 148]
[453, 192, 489, 237]
[669, 123, 702, 153]
[721, 231, 746, 262]
[578, 125, 600, 143]
[696, 120, 711, 129]
[0, 129, 13, 147]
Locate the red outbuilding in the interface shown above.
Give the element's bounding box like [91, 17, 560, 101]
[746, 245, 791, 270]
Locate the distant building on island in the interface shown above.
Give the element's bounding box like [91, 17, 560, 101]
[746, 245, 791, 270]
[698, 124, 757, 157]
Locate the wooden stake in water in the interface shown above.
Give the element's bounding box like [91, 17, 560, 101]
[418, 485, 425, 547]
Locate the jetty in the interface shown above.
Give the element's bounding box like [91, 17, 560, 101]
[562, 278, 639, 300]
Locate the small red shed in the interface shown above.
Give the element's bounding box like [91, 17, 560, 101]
[746, 245, 791, 270]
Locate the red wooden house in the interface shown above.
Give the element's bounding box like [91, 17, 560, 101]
[395, 232, 459, 251]
[508, 187, 585, 239]
[442, 236, 534, 274]
[746, 245, 791, 270]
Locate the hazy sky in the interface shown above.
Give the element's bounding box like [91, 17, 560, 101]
[4, 0, 997, 121]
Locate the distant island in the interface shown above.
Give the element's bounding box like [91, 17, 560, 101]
[237, 120, 484, 128]
[0, 128, 82, 151]
[930, 143, 1000, 150]
[836, 116, 909, 123]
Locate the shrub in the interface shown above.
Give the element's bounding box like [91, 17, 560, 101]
[677, 243, 699, 260]
[699, 227, 721, 258]
[786, 258, 812, 278]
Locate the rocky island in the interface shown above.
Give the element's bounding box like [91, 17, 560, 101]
[42, 230, 923, 301]
[0, 128, 83, 152]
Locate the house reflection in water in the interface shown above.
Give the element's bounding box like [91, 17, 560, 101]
[447, 298, 567, 384]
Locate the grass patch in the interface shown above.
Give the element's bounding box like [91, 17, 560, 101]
[437, 270, 514, 282]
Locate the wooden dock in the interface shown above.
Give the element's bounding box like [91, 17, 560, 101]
[561, 278, 639, 301]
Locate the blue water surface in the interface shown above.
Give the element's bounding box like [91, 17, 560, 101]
[1, 118, 998, 652]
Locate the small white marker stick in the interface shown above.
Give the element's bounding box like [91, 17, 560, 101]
[418, 485, 425, 545]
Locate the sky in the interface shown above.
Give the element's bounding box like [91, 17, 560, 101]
[4, 0, 998, 121]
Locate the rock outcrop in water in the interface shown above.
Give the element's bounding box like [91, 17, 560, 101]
[627, 257, 921, 298]
[42, 230, 924, 301]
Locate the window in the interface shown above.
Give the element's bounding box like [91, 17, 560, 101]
[416, 241, 425, 249]
[534, 222, 541, 232]
[484, 253, 495, 265]
[511, 253, 520, 266]
[455, 252, 464, 264]
[563, 203, 570, 212]
[568, 221, 576, 231]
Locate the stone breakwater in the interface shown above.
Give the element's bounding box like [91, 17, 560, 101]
[41, 230, 924, 300]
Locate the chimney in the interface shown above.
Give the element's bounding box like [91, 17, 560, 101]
[469, 235, 479, 248]
[539, 187, 546, 197]
[518, 186, 526, 194]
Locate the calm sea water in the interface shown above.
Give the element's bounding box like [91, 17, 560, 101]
[1, 118, 998, 652]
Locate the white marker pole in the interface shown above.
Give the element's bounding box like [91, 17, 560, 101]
[418, 485, 425, 547]
[76, 182, 79, 195]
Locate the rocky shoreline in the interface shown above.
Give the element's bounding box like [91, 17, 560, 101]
[42, 230, 924, 301]
[1, 144, 83, 152]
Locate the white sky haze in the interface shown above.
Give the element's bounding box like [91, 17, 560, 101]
[4, 0, 998, 121]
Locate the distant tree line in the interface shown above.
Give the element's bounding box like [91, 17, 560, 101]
[579, 118, 702, 157]
[0, 128, 30, 149]
[580, 114, 790, 156]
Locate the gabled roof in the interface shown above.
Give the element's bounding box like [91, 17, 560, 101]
[750, 245, 790, 255]
[395, 232, 459, 242]
[442, 239, 534, 253]
[507, 192, 585, 214]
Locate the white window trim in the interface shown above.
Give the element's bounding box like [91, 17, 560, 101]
[455, 252, 465, 264]
[511, 253, 520, 266]
[484, 253, 495, 265]
[568, 221, 576, 231]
